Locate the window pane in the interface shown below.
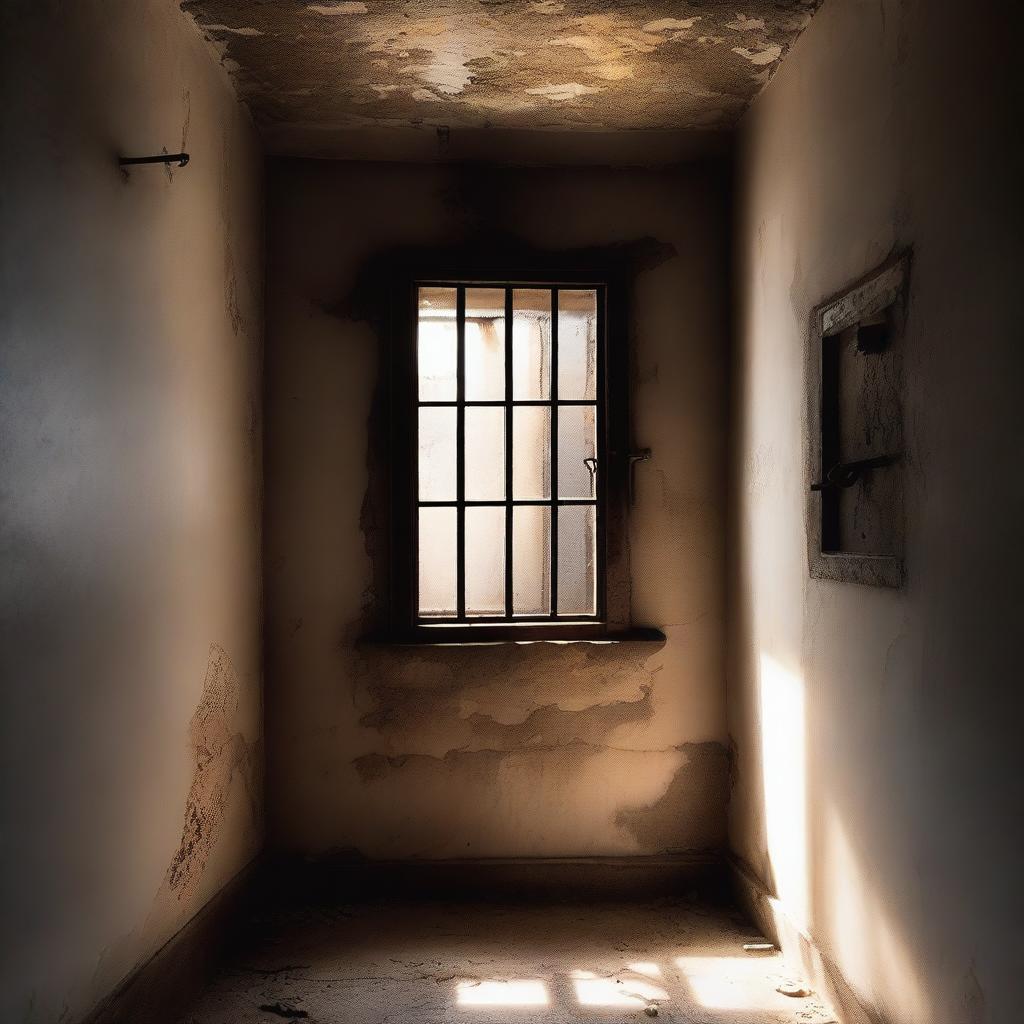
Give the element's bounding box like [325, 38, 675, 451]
[418, 407, 457, 500]
[558, 405, 597, 499]
[418, 287, 457, 400]
[557, 504, 596, 615]
[512, 288, 552, 400]
[557, 289, 597, 400]
[465, 288, 505, 400]
[466, 506, 505, 615]
[513, 506, 551, 615]
[465, 406, 505, 500]
[512, 406, 550, 499]
[419, 506, 457, 616]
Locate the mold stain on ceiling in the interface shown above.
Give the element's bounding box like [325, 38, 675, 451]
[182, 0, 823, 134]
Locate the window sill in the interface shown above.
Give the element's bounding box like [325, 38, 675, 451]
[361, 626, 666, 648]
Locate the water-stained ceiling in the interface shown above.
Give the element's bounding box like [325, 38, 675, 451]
[183, 0, 823, 140]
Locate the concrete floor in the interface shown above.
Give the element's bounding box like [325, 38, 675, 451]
[177, 896, 838, 1024]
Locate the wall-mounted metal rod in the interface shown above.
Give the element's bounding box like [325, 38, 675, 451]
[119, 153, 190, 168]
[811, 452, 902, 491]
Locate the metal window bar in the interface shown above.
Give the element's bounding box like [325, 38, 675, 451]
[416, 283, 602, 624]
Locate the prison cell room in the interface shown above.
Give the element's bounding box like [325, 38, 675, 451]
[1, 2, 1019, 1024]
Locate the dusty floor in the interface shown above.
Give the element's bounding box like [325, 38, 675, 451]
[177, 896, 838, 1024]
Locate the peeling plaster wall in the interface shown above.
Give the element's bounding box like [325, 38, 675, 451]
[729, 0, 1022, 1021]
[265, 157, 729, 859]
[0, 2, 263, 1021]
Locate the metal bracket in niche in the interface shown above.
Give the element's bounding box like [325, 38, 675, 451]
[810, 452, 902, 492]
[119, 152, 190, 168]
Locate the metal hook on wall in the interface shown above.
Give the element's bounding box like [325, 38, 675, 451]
[627, 448, 651, 505]
[119, 152, 190, 168]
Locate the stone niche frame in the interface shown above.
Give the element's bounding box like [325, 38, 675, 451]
[806, 251, 911, 588]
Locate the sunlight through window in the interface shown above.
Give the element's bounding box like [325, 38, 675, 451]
[572, 970, 668, 1007]
[675, 955, 773, 1011]
[759, 653, 809, 929]
[627, 962, 662, 978]
[456, 980, 550, 1006]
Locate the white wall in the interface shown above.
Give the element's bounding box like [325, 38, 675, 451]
[0, 2, 264, 1020]
[729, 0, 1022, 1021]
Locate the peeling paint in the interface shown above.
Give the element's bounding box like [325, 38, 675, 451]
[162, 644, 256, 901]
[732, 44, 783, 65]
[642, 17, 700, 33]
[203, 22, 263, 36]
[307, 2, 368, 13]
[525, 82, 602, 101]
[179, 0, 823, 133]
[727, 14, 766, 32]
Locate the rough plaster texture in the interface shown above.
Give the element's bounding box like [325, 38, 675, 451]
[728, 0, 1023, 1021]
[174, 897, 839, 1023]
[180, 0, 823, 144]
[0, 2, 264, 1021]
[265, 158, 730, 859]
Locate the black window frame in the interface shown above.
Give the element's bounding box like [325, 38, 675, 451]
[388, 269, 632, 644]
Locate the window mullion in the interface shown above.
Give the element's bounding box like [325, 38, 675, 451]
[504, 288, 513, 619]
[549, 287, 559, 618]
[456, 286, 466, 620]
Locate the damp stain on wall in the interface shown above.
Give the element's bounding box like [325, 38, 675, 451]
[340, 642, 729, 855]
[615, 741, 730, 851]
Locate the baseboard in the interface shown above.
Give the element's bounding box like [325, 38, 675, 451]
[262, 851, 730, 904]
[728, 854, 882, 1024]
[82, 857, 260, 1024]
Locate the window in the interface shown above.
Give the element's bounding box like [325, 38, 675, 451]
[390, 277, 628, 641]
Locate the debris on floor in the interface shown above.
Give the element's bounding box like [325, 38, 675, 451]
[258, 1003, 309, 1019]
[776, 979, 813, 997]
[177, 899, 840, 1024]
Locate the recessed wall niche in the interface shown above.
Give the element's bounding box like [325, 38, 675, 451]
[807, 252, 910, 587]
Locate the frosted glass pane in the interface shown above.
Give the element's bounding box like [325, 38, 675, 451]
[558, 290, 597, 400]
[512, 288, 551, 400]
[557, 504, 596, 616]
[418, 407, 456, 500]
[466, 506, 505, 616]
[465, 407, 505, 500]
[558, 405, 597, 499]
[512, 406, 550, 499]
[418, 287, 457, 400]
[465, 288, 505, 400]
[513, 506, 551, 615]
[419, 507, 457, 616]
